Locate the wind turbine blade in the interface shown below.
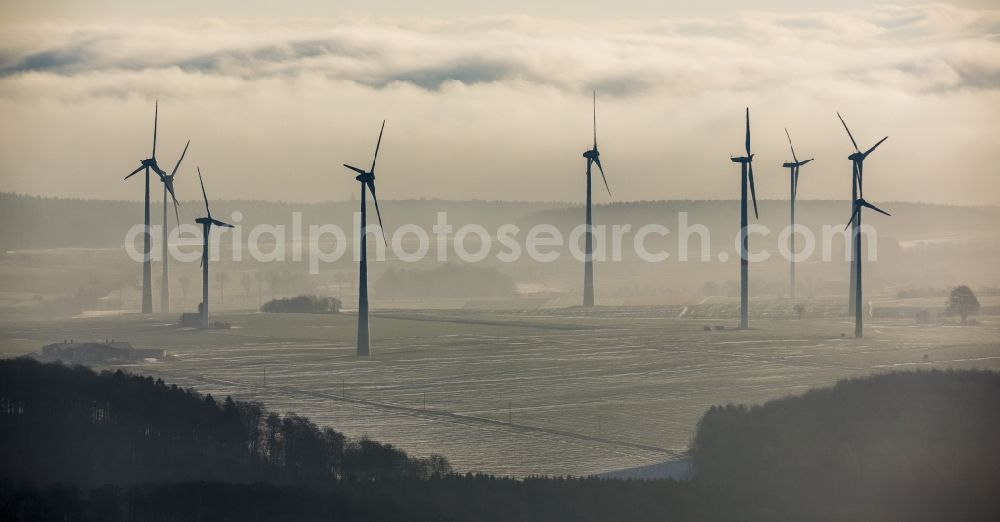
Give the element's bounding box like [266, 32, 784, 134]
[164, 178, 178, 204]
[857, 161, 864, 199]
[863, 136, 888, 157]
[343, 164, 366, 175]
[211, 218, 235, 228]
[124, 165, 144, 180]
[594, 157, 611, 198]
[593, 90, 597, 149]
[367, 180, 387, 247]
[162, 147, 182, 220]
[860, 200, 891, 217]
[151, 163, 167, 179]
[744, 107, 751, 157]
[748, 162, 758, 219]
[152, 100, 158, 159]
[170, 140, 190, 177]
[370, 120, 386, 173]
[800, 158, 813, 166]
[792, 169, 798, 202]
[197, 167, 211, 218]
[851, 161, 861, 199]
[836, 112, 859, 152]
[785, 127, 799, 164]
[844, 204, 860, 231]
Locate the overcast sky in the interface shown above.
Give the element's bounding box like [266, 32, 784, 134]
[1, 2, 998, 204]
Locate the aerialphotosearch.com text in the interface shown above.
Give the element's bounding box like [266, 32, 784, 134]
[125, 211, 881, 274]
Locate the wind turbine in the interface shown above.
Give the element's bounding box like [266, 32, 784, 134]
[730, 108, 759, 330]
[123, 101, 168, 314]
[837, 113, 888, 319]
[782, 128, 813, 300]
[158, 140, 189, 313]
[342, 120, 388, 357]
[194, 167, 234, 329]
[581, 91, 612, 307]
[837, 113, 889, 338]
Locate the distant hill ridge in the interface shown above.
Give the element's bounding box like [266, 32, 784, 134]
[1, 192, 998, 251]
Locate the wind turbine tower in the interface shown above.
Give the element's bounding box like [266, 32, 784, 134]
[342, 121, 388, 357]
[581, 91, 612, 307]
[730, 108, 759, 330]
[159, 140, 189, 313]
[782, 129, 812, 299]
[123, 101, 169, 314]
[194, 168, 234, 329]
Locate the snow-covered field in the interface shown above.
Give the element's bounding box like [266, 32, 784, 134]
[2, 310, 998, 477]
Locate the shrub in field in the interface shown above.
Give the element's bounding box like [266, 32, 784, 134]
[261, 295, 341, 314]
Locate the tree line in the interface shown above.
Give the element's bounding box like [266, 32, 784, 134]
[691, 369, 1000, 521]
[0, 358, 449, 488]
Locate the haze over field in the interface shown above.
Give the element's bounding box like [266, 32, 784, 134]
[1, 194, 997, 319]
